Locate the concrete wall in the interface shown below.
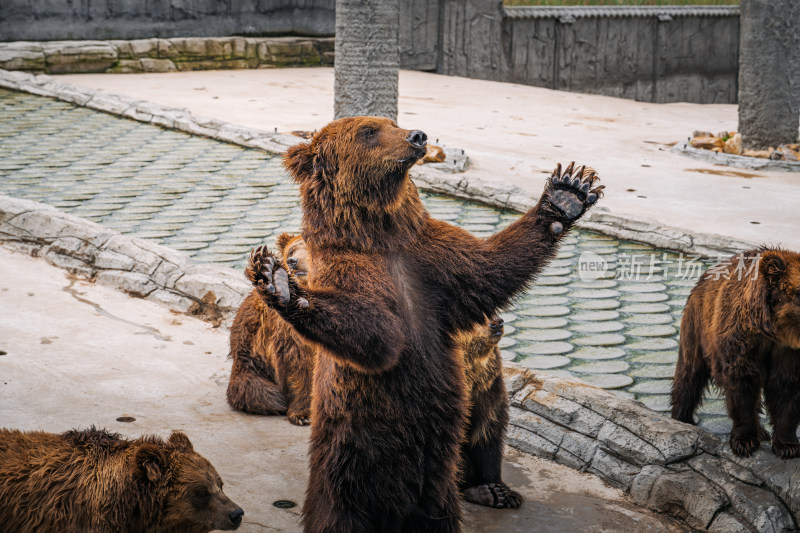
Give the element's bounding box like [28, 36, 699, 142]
[499, 6, 740, 104]
[0, 0, 336, 41]
[0, 1, 740, 104]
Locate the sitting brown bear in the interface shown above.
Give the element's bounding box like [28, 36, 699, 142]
[455, 316, 523, 509]
[227, 233, 315, 426]
[671, 248, 800, 458]
[0, 427, 243, 532]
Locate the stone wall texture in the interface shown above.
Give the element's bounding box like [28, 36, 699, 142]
[0, 1, 739, 104]
[503, 365, 800, 532]
[0, 195, 251, 326]
[0, 192, 797, 532]
[0, 37, 334, 75]
[0, 0, 336, 41]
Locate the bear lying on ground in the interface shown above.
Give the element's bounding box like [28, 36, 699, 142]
[227, 233, 316, 425]
[454, 316, 523, 509]
[672, 247, 800, 458]
[0, 427, 243, 532]
[246, 116, 602, 532]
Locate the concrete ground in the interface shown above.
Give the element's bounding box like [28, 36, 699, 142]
[0, 247, 682, 532]
[57, 67, 800, 252]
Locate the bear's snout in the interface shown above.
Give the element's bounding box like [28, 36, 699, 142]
[228, 508, 244, 528]
[406, 130, 427, 149]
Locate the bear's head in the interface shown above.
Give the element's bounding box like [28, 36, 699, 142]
[135, 431, 243, 532]
[758, 249, 800, 349]
[283, 116, 427, 212]
[276, 233, 310, 285]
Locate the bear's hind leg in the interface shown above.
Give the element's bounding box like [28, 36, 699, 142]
[671, 310, 710, 424]
[724, 365, 763, 457]
[403, 487, 461, 533]
[765, 347, 800, 458]
[460, 377, 522, 509]
[226, 357, 288, 415]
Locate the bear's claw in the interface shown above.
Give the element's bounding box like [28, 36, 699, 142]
[543, 161, 604, 223]
[288, 412, 311, 426]
[730, 433, 761, 457]
[246, 245, 305, 309]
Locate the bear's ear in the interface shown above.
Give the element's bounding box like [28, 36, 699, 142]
[275, 232, 295, 253]
[760, 253, 787, 286]
[167, 431, 194, 451]
[135, 443, 168, 483]
[284, 141, 315, 183]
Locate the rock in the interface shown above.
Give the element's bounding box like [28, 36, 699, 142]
[175, 264, 249, 309]
[688, 454, 793, 532]
[95, 249, 136, 272]
[96, 271, 157, 298]
[707, 512, 750, 533]
[716, 131, 731, 139]
[0, 43, 45, 71]
[43, 251, 94, 278]
[642, 468, 727, 530]
[418, 144, 446, 164]
[693, 130, 713, 138]
[742, 149, 771, 159]
[775, 144, 800, 161]
[588, 448, 641, 489]
[690, 136, 724, 150]
[139, 58, 176, 73]
[147, 289, 196, 313]
[723, 133, 743, 155]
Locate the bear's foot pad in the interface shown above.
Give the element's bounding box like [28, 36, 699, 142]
[463, 482, 523, 509]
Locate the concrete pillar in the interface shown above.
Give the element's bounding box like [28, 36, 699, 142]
[334, 0, 399, 121]
[738, 0, 800, 150]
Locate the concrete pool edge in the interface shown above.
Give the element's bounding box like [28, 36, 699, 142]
[0, 68, 757, 259]
[1, 194, 796, 532]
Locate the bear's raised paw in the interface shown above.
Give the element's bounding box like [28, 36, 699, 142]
[246, 245, 308, 309]
[543, 161, 603, 224]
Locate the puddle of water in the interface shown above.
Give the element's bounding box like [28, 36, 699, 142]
[685, 168, 762, 179]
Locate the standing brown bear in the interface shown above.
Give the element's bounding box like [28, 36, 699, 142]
[0, 427, 243, 532]
[671, 248, 800, 458]
[227, 233, 315, 425]
[246, 117, 602, 532]
[235, 233, 521, 506]
[455, 316, 523, 509]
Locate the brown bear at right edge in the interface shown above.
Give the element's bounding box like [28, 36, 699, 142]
[246, 117, 603, 533]
[672, 248, 800, 458]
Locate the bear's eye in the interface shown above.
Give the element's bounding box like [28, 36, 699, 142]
[359, 127, 378, 143]
[191, 488, 212, 507]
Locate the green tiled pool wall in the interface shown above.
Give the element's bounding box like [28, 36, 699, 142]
[0, 88, 732, 433]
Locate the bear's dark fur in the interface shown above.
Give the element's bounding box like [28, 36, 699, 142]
[672, 248, 800, 458]
[227, 233, 315, 425]
[0, 427, 243, 532]
[454, 317, 522, 509]
[246, 116, 602, 532]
